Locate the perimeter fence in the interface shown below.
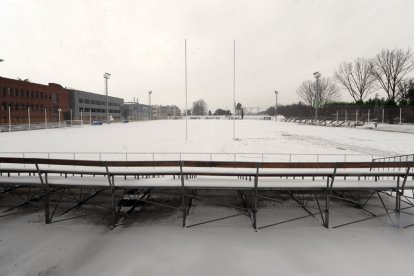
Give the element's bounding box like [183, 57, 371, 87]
[0, 151, 377, 165]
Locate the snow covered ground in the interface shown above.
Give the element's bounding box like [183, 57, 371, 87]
[1, 119, 414, 276]
[1, 119, 413, 160]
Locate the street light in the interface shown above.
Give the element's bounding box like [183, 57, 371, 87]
[148, 91, 152, 119]
[274, 91, 278, 120]
[313, 71, 321, 123]
[104, 72, 111, 123]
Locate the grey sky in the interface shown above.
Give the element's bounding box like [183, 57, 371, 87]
[1, 0, 413, 112]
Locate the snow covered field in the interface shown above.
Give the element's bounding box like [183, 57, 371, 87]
[1, 120, 414, 276]
[1, 119, 413, 159]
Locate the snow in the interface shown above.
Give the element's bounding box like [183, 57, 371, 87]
[1, 120, 414, 160]
[1, 119, 414, 276]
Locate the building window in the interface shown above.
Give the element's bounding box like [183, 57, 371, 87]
[79, 98, 84, 103]
[84, 99, 90, 104]
[51, 93, 59, 104]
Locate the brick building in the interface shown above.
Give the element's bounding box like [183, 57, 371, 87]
[0, 76, 70, 124]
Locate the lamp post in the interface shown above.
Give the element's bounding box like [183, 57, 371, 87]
[104, 72, 111, 123]
[274, 91, 278, 120]
[313, 71, 321, 124]
[148, 91, 152, 120]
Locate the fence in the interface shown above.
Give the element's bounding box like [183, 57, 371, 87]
[0, 151, 377, 164]
[281, 105, 414, 124]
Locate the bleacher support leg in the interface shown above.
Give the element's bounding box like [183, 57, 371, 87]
[395, 178, 401, 228]
[180, 162, 186, 227]
[44, 183, 50, 224]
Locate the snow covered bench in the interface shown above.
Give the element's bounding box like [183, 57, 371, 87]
[0, 157, 413, 190]
[1, 157, 413, 228]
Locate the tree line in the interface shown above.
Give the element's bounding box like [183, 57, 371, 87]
[189, 99, 245, 118]
[295, 47, 414, 109]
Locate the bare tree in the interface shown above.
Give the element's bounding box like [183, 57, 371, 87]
[397, 78, 414, 103]
[334, 57, 376, 103]
[371, 48, 414, 102]
[296, 77, 340, 108]
[192, 99, 208, 115]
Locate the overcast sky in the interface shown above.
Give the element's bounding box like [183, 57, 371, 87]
[1, 0, 413, 111]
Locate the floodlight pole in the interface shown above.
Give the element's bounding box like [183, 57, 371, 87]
[313, 71, 321, 124]
[148, 91, 152, 120]
[274, 91, 278, 120]
[104, 72, 111, 123]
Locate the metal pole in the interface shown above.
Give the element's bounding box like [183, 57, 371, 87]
[105, 78, 108, 123]
[70, 109, 72, 126]
[28, 107, 31, 130]
[81, 110, 83, 123]
[368, 109, 370, 123]
[185, 39, 188, 141]
[274, 91, 278, 120]
[382, 108, 384, 124]
[44, 108, 47, 129]
[233, 39, 236, 140]
[399, 108, 402, 124]
[90, 109, 92, 125]
[336, 110, 338, 124]
[103, 72, 111, 123]
[355, 109, 358, 122]
[313, 72, 321, 124]
[58, 109, 61, 127]
[8, 105, 11, 132]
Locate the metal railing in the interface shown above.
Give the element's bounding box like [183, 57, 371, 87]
[371, 153, 414, 172]
[0, 151, 377, 163]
